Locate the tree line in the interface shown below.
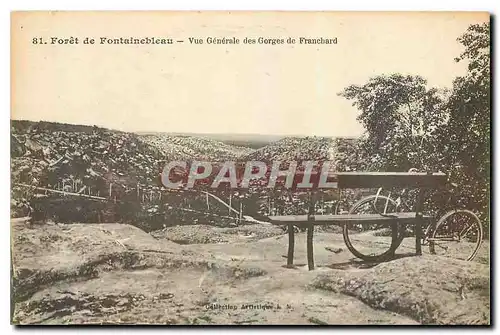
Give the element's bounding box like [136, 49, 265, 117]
[338, 22, 490, 232]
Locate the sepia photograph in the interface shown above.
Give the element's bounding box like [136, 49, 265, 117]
[10, 11, 490, 325]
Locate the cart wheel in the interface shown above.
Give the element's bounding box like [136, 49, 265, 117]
[429, 209, 483, 261]
[342, 195, 401, 262]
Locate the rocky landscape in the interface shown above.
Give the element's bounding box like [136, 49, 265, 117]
[10, 120, 491, 325]
[140, 133, 254, 161]
[10, 120, 355, 229]
[11, 217, 490, 325]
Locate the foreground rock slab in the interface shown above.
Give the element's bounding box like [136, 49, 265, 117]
[311, 256, 490, 325]
[11, 219, 489, 325]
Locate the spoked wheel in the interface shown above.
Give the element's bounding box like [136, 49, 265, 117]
[335, 199, 351, 215]
[342, 195, 402, 262]
[429, 209, 483, 261]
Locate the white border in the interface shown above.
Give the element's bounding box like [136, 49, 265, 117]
[2, 0, 500, 11]
[2, 1, 498, 334]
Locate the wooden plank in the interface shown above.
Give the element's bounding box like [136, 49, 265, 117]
[390, 221, 398, 258]
[292, 217, 430, 226]
[287, 224, 295, 268]
[307, 194, 315, 271]
[415, 219, 422, 255]
[414, 189, 426, 256]
[336, 172, 447, 189]
[268, 212, 431, 225]
[13, 183, 107, 201]
[202, 191, 239, 215]
[270, 212, 421, 221]
[307, 224, 314, 270]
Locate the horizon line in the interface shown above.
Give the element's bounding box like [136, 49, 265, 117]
[11, 118, 364, 139]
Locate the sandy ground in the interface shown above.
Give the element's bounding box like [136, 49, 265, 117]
[11, 219, 490, 325]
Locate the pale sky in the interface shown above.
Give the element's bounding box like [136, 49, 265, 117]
[11, 11, 489, 137]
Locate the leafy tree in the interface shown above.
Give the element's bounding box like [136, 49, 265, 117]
[439, 22, 490, 222]
[338, 74, 448, 171]
[338, 22, 490, 233]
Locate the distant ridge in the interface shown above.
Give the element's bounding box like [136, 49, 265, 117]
[135, 132, 285, 149]
[134, 132, 359, 149]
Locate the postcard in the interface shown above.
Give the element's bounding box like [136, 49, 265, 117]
[10, 11, 491, 325]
